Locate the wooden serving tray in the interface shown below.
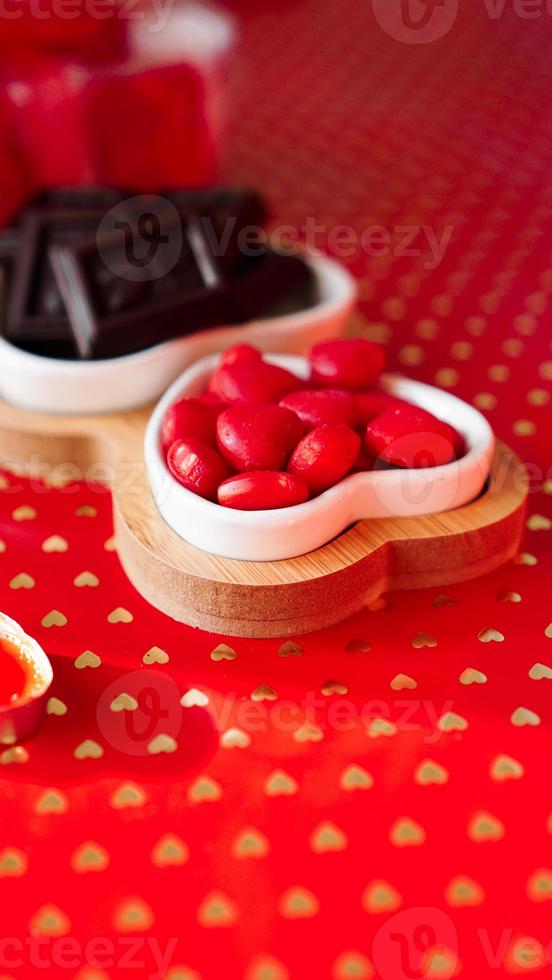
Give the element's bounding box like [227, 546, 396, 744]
[0, 400, 527, 637]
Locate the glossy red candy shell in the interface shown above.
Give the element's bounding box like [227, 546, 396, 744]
[208, 358, 300, 404]
[279, 388, 357, 429]
[309, 339, 386, 391]
[167, 438, 231, 502]
[288, 424, 361, 494]
[162, 397, 221, 453]
[218, 471, 309, 511]
[364, 405, 456, 468]
[216, 403, 304, 472]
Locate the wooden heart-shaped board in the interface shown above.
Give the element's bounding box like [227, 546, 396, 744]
[0, 399, 527, 637]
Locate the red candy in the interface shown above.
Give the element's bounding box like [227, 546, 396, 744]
[355, 389, 406, 427]
[167, 438, 231, 502]
[309, 339, 386, 391]
[279, 388, 357, 429]
[218, 471, 309, 511]
[161, 397, 220, 453]
[208, 358, 300, 404]
[288, 424, 361, 494]
[217, 404, 304, 472]
[220, 344, 262, 367]
[364, 406, 456, 468]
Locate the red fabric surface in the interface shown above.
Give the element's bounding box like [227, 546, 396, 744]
[1, 1, 552, 978]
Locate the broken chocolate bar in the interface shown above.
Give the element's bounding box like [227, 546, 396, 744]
[164, 187, 267, 272]
[233, 250, 314, 321]
[50, 214, 239, 359]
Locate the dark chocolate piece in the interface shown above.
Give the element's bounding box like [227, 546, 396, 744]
[164, 187, 267, 272]
[50, 214, 239, 359]
[232, 250, 314, 321]
[25, 186, 130, 215]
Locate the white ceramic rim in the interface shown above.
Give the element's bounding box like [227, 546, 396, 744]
[0, 253, 356, 415]
[145, 353, 496, 562]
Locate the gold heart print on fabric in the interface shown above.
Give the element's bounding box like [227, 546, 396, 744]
[232, 828, 269, 859]
[42, 535, 68, 553]
[107, 607, 133, 624]
[180, 688, 209, 708]
[362, 880, 401, 914]
[113, 899, 154, 933]
[279, 887, 319, 919]
[511, 707, 541, 727]
[46, 698, 68, 716]
[151, 834, 189, 868]
[12, 506, 36, 521]
[220, 728, 250, 749]
[438, 712, 468, 733]
[321, 680, 348, 696]
[34, 789, 68, 814]
[478, 627, 505, 643]
[497, 589, 521, 603]
[109, 783, 147, 810]
[490, 754, 524, 781]
[514, 552, 537, 565]
[1, 746, 29, 765]
[264, 770, 298, 797]
[390, 674, 417, 691]
[412, 632, 437, 649]
[389, 817, 425, 847]
[340, 764, 374, 791]
[110, 693, 138, 712]
[187, 776, 222, 803]
[210, 643, 237, 662]
[0, 848, 27, 877]
[467, 811, 505, 843]
[529, 663, 552, 680]
[71, 842, 109, 873]
[75, 651, 101, 670]
[74, 571, 100, 587]
[445, 876, 484, 907]
[9, 573, 34, 590]
[41, 610, 67, 628]
[143, 646, 169, 665]
[527, 869, 552, 902]
[293, 722, 323, 743]
[73, 740, 103, 760]
[278, 641, 302, 657]
[250, 684, 277, 702]
[310, 822, 347, 853]
[459, 668, 487, 685]
[414, 760, 449, 786]
[527, 514, 551, 531]
[29, 905, 70, 937]
[197, 891, 238, 928]
[147, 734, 177, 755]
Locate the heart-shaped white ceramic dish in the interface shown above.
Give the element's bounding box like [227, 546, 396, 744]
[0, 254, 356, 416]
[145, 353, 495, 561]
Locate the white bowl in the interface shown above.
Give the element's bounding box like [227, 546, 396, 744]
[0, 254, 356, 416]
[145, 353, 496, 562]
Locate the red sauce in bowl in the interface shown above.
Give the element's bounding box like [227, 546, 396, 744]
[0, 637, 27, 706]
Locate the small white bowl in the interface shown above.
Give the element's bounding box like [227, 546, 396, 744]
[0, 254, 356, 416]
[145, 353, 496, 562]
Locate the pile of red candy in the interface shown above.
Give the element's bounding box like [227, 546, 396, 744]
[161, 339, 465, 511]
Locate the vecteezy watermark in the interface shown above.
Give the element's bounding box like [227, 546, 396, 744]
[95, 195, 455, 279]
[371, 0, 552, 44]
[96, 669, 182, 756]
[0, 933, 177, 979]
[0, 0, 175, 34]
[371, 0, 459, 44]
[372, 907, 459, 980]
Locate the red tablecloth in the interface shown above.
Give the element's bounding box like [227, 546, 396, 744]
[1, 2, 552, 978]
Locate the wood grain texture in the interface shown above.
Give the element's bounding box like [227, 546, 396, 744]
[0, 399, 528, 637]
